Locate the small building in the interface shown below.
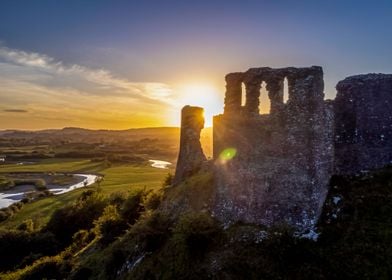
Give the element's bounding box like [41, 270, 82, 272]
[0, 155, 6, 162]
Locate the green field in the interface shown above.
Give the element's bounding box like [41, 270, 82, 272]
[0, 159, 172, 229]
[0, 159, 102, 173]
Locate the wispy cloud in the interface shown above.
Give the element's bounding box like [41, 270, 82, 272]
[0, 46, 179, 129]
[0, 46, 174, 103]
[3, 109, 28, 113]
[0, 47, 55, 68]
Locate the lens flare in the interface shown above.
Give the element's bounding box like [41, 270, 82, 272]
[219, 148, 237, 163]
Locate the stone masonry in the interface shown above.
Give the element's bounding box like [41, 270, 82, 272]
[173, 106, 206, 185]
[334, 74, 392, 174]
[213, 66, 334, 231]
[173, 67, 392, 231]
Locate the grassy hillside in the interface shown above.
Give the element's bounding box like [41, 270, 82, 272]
[1, 166, 391, 279]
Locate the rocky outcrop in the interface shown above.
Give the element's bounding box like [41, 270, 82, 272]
[335, 74, 392, 174]
[174, 106, 206, 185]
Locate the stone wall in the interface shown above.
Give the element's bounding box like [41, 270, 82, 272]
[173, 68, 392, 232]
[335, 74, 392, 174]
[213, 66, 334, 231]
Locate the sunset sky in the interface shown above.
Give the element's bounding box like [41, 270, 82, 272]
[0, 0, 391, 130]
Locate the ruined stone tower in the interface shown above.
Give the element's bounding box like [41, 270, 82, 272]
[174, 106, 206, 184]
[212, 66, 334, 230]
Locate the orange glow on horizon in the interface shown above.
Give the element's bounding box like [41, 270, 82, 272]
[170, 83, 223, 127]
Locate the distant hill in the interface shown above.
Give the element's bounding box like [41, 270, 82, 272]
[0, 127, 181, 143]
[0, 126, 213, 158]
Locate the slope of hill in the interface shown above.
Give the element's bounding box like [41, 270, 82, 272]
[1, 165, 391, 279]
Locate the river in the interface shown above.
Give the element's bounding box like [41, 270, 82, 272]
[0, 174, 99, 209]
[149, 159, 172, 169]
[0, 159, 172, 209]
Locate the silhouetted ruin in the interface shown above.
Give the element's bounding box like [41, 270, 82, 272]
[173, 106, 206, 184]
[334, 74, 392, 174]
[213, 66, 334, 230]
[174, 67, 392, 231]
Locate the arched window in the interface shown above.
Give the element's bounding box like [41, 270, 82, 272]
[241, 83, 246, 106]
[283, 77, 289, 104]
[259, 81, 270, 114]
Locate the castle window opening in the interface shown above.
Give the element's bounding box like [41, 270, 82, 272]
[283, 77, 289, 104]
[259, 81, 270, 114]
[241, 82, 246, 107]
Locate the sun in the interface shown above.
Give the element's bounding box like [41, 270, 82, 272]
[173, 83, 223, 127]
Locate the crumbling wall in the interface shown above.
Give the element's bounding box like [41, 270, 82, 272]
[335, 74, 392, 174]
[213, 66, 334, 231]
[173, 67, 392, 232]
[174, 106, 206, 184]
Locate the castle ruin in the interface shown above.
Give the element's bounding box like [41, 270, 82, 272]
[174, 66, 392, 231]
[174, 105, 206, 185]
[334, 74, 392, 174]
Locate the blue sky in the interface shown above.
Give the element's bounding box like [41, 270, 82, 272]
[0, 0, 391, 129]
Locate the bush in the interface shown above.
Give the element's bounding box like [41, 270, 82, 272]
[129, 211, 172, 252]
[44, 189, 107, 246]
[9, 201, 24, 212]
[108, 191, 127, 207]
[163, 173, 173, 187]
[17, 219, 34, 232]
[100, 212, 172, 279]
[94, 205, 127, 246]
[173, 213, 221, 256]
[0, 176, 14, 190]
[0, 202, 25, 222]
[21, 197, 31, 204]
[143, 190, 162, 211]
[0, 230, 59, 272]
[34, 179, 47, 191]
[0, 210, 10, 222]
[118, 190, 145, 224]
